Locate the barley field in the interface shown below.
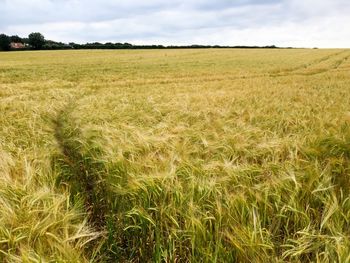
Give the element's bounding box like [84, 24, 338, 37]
[1, 49, 350, 262]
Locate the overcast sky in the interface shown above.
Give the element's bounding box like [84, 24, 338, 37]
[1, 0, 349, 47]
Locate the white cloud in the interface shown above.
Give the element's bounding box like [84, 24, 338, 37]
[0, 0, 349, 47]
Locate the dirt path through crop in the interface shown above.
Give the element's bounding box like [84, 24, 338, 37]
[53, 100, 109, 230]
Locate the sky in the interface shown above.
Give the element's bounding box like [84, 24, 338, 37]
[0, 0, 349, 48]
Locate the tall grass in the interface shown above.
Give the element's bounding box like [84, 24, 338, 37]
[1, 49, 350, 261]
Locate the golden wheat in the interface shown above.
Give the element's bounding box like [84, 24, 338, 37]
[1, 49, 350, 262]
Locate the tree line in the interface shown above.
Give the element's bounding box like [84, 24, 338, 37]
[0, 32, 279, 51]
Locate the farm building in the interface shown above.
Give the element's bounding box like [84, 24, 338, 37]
[10, 42, 25, 49]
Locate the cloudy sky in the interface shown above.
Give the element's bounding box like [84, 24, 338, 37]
[0, 0, 349, 47]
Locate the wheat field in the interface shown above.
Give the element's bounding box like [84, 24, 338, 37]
[1, 49, 350, 262]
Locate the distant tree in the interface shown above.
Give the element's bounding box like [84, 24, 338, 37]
[28, 32, 45, 50]
[21, 38, 29, 44]
[69, 42, 81, 49]
[10, 35, 22, 43]
[0, 34, 11, 51]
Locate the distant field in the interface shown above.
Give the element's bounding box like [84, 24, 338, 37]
[1, 49, 350, 262]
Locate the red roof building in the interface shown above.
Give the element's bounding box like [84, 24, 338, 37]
[10, 42, 25, 49]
